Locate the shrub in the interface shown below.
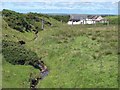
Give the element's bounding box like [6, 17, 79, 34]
[13, 26, 24, 32]
[2, 40, 39, 65]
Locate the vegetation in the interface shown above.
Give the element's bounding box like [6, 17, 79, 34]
[2, 9, 61, 32]
[2, 40, 39, 65]
[2, 10, 118, 88]
[105, 15, 118, 25]
[49, 14, 70, 23]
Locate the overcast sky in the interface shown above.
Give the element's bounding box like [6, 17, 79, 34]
[1, 0, 119, 14]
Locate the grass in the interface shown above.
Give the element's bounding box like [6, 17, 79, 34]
[2, 60, 39, 88]
[35, 25, 118, 88]
[2, 17, 118, 88]
[0, 16, 2, 89]
[0, 54, 2, 89]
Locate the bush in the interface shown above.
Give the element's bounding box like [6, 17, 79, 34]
[2, 40, 39, 65]
[13, 26, 24, 32]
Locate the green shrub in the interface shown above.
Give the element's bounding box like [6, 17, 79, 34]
[2, 40, 39, 65]
[13, 26, 24, 32]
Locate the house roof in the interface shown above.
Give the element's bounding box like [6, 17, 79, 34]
[69, 14, 88, 21]
[69, 14, 101, 20]
[87, 15, 95, 19]
[69, 14, 106, 21]
[87, 15, 102, 19]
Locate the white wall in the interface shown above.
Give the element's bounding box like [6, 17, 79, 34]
[67, 21, 73, 25]
[86, 20, 96, 24]
[73, 21, 81, 24]
[67, 21, 82, 25]
[67, 20, 96, 25]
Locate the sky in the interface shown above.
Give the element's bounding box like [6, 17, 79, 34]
[1, 0, 119, 15]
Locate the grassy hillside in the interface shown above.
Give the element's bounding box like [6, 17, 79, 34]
[2, 18, 40, 88]
[2, 9, 61, 32]
[49, 14, 70, 23]
[2, 11, 118, 88]
[36, 25, 118, 88]
[105, 15, 118, 25]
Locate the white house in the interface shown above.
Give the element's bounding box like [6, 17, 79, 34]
[67, 14, 108, 25]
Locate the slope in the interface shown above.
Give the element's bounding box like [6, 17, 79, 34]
[2, 14, 118, 88]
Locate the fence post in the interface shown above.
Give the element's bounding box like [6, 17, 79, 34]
[107, 14, 110, 26]
[41, 18, 44, 30]
[107, 20, 109, 26]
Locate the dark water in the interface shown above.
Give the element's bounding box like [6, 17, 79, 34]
[40, 70, 49, 80]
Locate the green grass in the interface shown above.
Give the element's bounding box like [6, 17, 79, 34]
[0, 54, 2, 89]
[2, 60, 39, 88]
[2, 16, 118, 88]
[105, 15, 118, 25]
[35, 25, 118, 88]
[0, 16, 2, 89]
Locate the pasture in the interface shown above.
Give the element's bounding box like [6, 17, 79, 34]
[1, 10, 118, 88]
[2, 21, 118, 88]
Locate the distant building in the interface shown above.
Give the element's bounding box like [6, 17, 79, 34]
[67, 14, 108, 25]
